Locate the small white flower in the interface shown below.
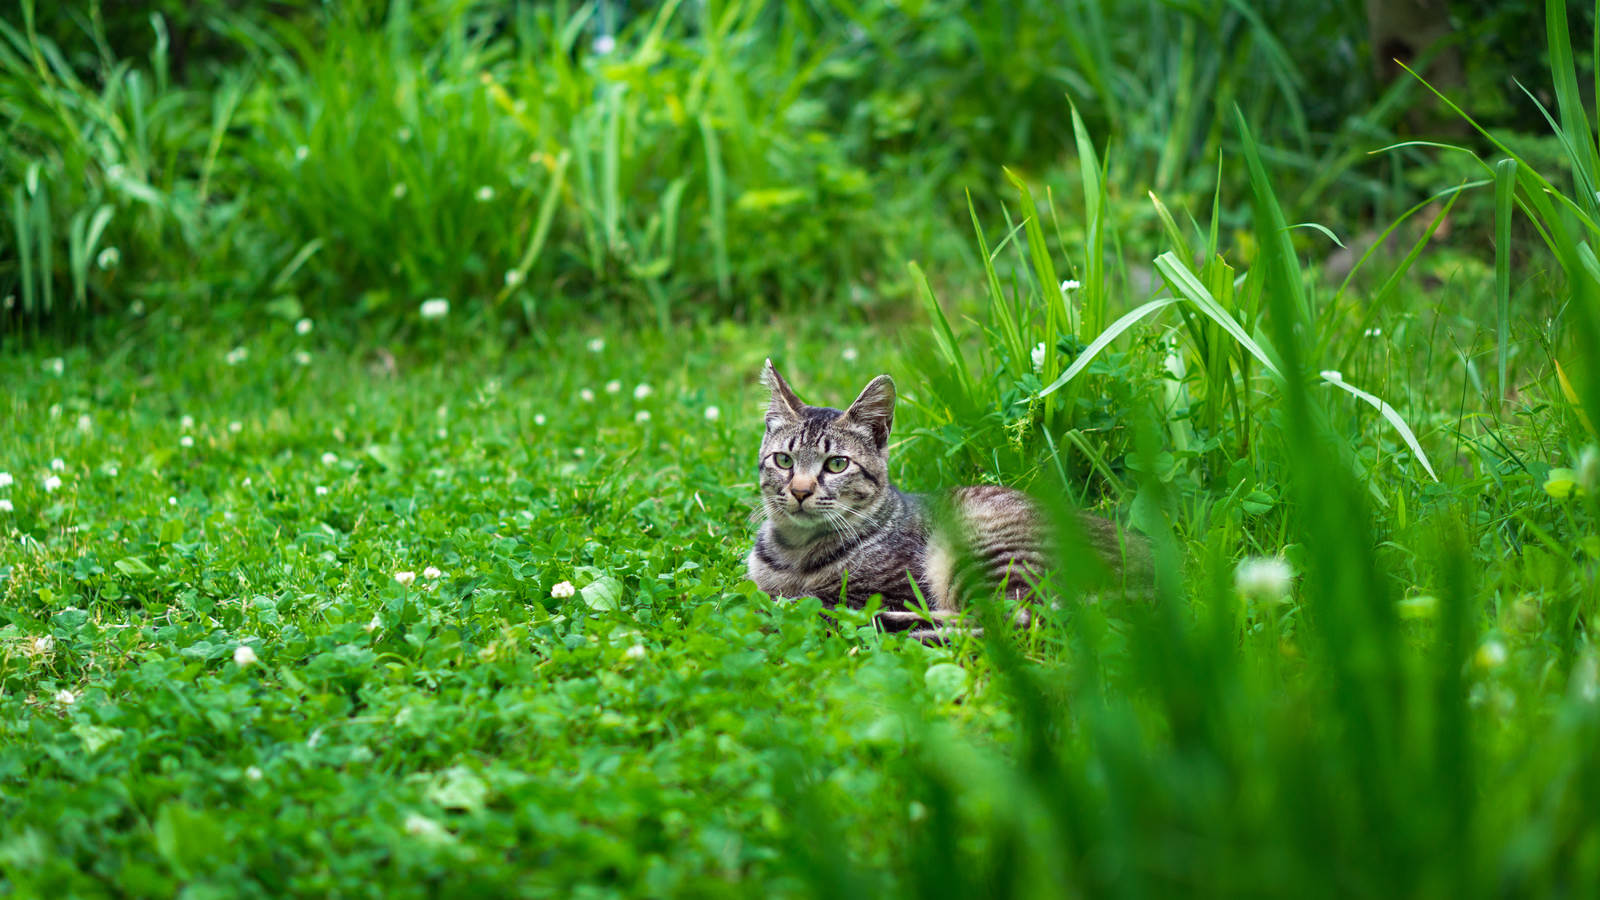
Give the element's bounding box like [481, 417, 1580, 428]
[394, 571, 416, 587]
[180, 415, 195, 431]
[624, 644, 647, 660]
[295, 318, 314, 335]
[168, 496, 177, 506]
[43, 475, 62, 492]
[0, 472, 12, 488]
[1475, 640, 1508, 671]
[225, 346, 249, 366]
[245, 766, 264, 782]
[50, 458, 65, 472]
[314, 485, 329, 496]
[704, 405, 720, 421]
[33, 635, 52, 654]
[0, 499, 13, 512]
[321, 452, 339, 466]
[423, 566, 442, 579]
[396, 126, 412, 143]
[1060, 279, 1081, 292]
[130, 300, 145, 316]
[48, 403, 61, 419]
[43, 357, 64, 376]
[1031, 341, 1047, 373]
[294, 145, 309, 162]
[534, 414, 547, 426]
[475, 185, 495, 202]
[294, 350, 312, 366]
[404, 814, 453, 841]
[1320, 370, 1344, 383]
[587, 338, 605, 353]
[504, 269, 523, 287]
[391, 182, 408, 199]
[1235, 557, 1293, 603]
[550, 580, 576, 599]
[605, 380, 621, 394]
[592, 33, 616, 55]
[366, 613, 382, 633]
[635, 410, 651, 423]
[234, 645, 259, 667]
[633, 383, 653, 400]
[55, 689, 75, 705]
[579, 388, 596, 403]
[180, 435, 194, 448]
[76, 414, 92, 433]
[842, 347, 859, 362]
[104, 464, 118, 476]
[436, 428, 448, 439]
[96, 247, 120, 270]
[420, 298, 450, 320]
[229, 421, 243, 434]
[573, 447, 586, 457]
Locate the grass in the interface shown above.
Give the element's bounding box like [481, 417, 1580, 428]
[4, 0, 1600, 896]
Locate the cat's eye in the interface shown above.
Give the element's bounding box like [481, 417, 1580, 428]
[772, 452, 793, 469]
[824, 456, 849, 473]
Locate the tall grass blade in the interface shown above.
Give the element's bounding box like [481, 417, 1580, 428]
[1494, 158, 1517, 403]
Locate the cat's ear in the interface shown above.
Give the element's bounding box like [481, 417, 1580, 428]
[842, 374, 895, 448]
[762, 359, 804, 430]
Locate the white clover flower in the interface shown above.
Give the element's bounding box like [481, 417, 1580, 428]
[633, 383, 653, 400]
[1060, 279, 1081, 292]
[1235, 557, 1293, 603]
[33, 635, 52, 654]
[294, 145, 309, 162]
[295, 318, 314, 335]
[0, 472, 12, 488]
[234, 645, 259, 667]
[314, 485, 329, 496]
[423, 566, 442, 579]
[76, 414, 92, 433]
[366, 613, 382, 633]
[104, 464, 118, 476]
[475, 186, 495, 202]
[0, 499, 13, 513]
[321, 452, 339, 466]
[842, 347, 859, 362]
[168, 496, 177, 506]
[43, 475, 62, 492]
[43, 357, 64, 376]
[534, 414, 547, 426]
[229, 421, 243, 434]
[392, 182, 408, 199]
[635, 410, 651, 423]
[96, 246, 120, 270]
[573, 447, 586, 457]
[1475, 639, 1508, 671]
[394, 571, 416, 587]
[624, 644, 647, 660]
[1320, 370, 1344, 383]
[294, 350, 312, 366]
[1031, 341, 1047, 373]
[592, 33, 616, 55]
[55, 689, 75, 705]
[605, 380, 621, 394]
[225, 346, 249, 366]
[579, 388, 595, 403]
[504, 269, 523, 287]
[435, 428, 447, 439]
[180, 435, 194, 448]
[50, 458, 65, 472]
[587, 337, 605, 353]
[245, 766, 264, 782]
[180, 415, 195, 431]
[420, 298, 450, 320]
[704, 405, 720, 421]
[48, 403, 61, 419]
[550, 580, 576, 599]
[396, 126, 412, 143]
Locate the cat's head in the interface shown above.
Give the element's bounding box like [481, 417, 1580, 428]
[756, 359, 894, 529]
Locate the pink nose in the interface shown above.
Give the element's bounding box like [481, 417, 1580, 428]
[791, 486, 813, 502]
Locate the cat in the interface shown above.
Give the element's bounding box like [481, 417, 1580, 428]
[747, 360, 1151, 640]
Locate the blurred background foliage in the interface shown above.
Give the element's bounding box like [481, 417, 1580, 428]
[2, 0, 1592, 339]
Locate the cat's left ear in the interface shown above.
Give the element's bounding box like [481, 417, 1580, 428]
[762, 359, 805, 430]
[843, 374, 895, 448]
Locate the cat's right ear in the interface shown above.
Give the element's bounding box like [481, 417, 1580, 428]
[762, 359, 804, 431]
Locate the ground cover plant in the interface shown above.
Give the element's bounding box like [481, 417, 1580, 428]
[4, 0, 1600, 897]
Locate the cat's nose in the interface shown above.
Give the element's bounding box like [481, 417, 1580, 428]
[790, 486, 813, 503]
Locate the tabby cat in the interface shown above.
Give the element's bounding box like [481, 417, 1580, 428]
[747, 360, 1150, 639]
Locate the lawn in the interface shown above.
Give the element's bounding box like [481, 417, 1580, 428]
[4, 0, 1600, 897]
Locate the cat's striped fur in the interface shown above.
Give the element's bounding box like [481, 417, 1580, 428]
[747, 360, 1150, 638]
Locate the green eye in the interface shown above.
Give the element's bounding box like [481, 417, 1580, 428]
[772, 452, 793, 469]
[824, 456, 849, 473]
